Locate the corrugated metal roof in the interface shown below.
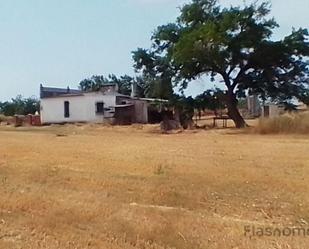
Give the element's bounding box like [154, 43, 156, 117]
[115, 104, 134, 108]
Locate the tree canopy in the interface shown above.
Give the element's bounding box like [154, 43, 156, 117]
[0, 95, 40, 116]
[79, 74, 174, 99]
[79, 75, 132, 95]
[133, 0, 309, 127]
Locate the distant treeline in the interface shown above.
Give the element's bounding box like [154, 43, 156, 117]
[0, 95, 40, 116]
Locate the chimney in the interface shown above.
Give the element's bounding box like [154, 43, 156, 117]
[40, 84, 43, 98]
[131, 82, 137, 98]
[115, 83, 119, 92]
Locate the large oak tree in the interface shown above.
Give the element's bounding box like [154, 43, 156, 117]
[133, 0, 309, 128]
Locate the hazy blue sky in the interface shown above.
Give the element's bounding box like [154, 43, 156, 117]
[0, 0, 308, 101]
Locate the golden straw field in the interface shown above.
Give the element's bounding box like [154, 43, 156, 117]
[0, 124, 309, 249]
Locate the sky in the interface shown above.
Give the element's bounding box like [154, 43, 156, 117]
[0, 0, 308, 101]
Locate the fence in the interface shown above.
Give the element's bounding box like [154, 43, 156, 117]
[14, 115, 41, 127]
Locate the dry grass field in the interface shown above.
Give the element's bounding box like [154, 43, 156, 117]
[0, 124, 309, 249]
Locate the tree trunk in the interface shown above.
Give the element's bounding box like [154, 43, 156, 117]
[226, 90, 248, 128]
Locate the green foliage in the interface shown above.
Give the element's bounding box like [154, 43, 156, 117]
[195, 88, 227, 111]
[79, 74, 133, 95]
[237, 98, 247, 109]
[0, 95, 40, 116]
[171, 0, 309, 103]
[282, 102, 298, 112]
[166, 89, 227, 127]
[132, 48, 174, 100]
[167, 94, 195, 128]
[79, 74, 162, 98]
[300, 93, 309, 105]
[109, 74, 134, 96]
[79, 75, 118, 92]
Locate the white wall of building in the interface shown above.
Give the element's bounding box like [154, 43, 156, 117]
[40, 92, 116, 124]
[262, 104, 284, 118]
[134, 100, 148, 123]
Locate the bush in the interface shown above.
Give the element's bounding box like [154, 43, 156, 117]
[0, 95, 39, 116]
[255, 112, 309, 134]
[0, 114, 9, 122]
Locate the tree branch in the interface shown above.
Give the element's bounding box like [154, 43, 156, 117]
[220, 71, 232, 89]
[227, 66, 236, 76]
[232, 63, 252, 90]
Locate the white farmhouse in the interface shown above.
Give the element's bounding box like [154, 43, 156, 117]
[40, 84, 148, 125]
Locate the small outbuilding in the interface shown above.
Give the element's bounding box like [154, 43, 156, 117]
[261, 104, 284, 118]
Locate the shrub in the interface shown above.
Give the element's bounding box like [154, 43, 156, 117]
[255, 112, 309, 134]
[0, 114, 9, 123]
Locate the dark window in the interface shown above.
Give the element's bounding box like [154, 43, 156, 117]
[64, 101, 70, 118]
[96, 102, 104, 114]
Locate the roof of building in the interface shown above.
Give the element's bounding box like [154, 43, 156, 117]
[40, 84, 123, 99]
[40, 84, 168, 103]
[40, 85, 82, 99]
[133, 97, 169, 103]
[115, 104, 134, 108]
